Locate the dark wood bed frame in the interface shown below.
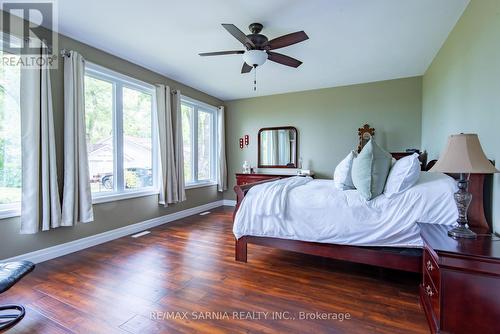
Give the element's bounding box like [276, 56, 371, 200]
[233, 157, 493, 273]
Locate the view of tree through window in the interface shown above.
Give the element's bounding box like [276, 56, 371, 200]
[182, 104, 193, 182]
[84, 65, 156, 197]
[0, 51, 21, 207]
[123, 87, 153, 189]
[181, 99, 216, 185]
[85, 75, 114, 193]
[197, 110, 212, 180]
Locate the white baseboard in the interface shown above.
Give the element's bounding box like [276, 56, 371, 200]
[3, 200, 227, 264]
[222, 199, 236, 207]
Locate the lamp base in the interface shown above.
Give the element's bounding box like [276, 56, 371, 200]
[448, 225, 477, 239]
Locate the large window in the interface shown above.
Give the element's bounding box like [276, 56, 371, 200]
[0, 50, 21, 217]
[85, 64, 157, 201]
[181, 97, 217, 186]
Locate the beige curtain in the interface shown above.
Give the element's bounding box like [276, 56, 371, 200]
[61, 50, 94, 225]
[217, 106, 227, 192]
[156, 84, 177, 205]
[155, 85, 186, 205]
[172, 90, 186, 202]
[20, 44, 62, 233]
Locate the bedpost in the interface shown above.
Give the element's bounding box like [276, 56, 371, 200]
[235, 237, 247, 262]
[233, 178, 282, 263]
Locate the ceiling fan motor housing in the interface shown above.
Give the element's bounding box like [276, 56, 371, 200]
[247, 23, 268, 49]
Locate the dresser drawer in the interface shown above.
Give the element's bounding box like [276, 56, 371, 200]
[423, 248, 440, 289]
[423, 269, 440, 323]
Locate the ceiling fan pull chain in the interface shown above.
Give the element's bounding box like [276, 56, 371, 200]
[254, 65, 257, 91]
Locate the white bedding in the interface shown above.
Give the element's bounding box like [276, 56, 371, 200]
[233, 172, 458, 248]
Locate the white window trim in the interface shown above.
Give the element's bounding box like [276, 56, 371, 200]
[0, 204, 21, 219]
[181, 95, 218, 187]
[85, 63, 160, 203]
[92, 189, 159, 205]
[0, 35, 22, 219]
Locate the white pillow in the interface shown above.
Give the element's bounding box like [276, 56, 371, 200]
[384, 153, 421, 197]
[334, 151, 357, 190]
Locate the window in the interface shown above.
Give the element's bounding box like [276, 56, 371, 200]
[181, 97, 217, 186]
[85, 63, 157, 202]
[0, 49, 21, 218]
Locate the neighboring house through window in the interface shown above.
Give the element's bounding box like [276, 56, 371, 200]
[84, 63, 158, 202]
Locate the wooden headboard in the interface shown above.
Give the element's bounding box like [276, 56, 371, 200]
[425, 159, 493, 233]
[391, 151, 428, 171]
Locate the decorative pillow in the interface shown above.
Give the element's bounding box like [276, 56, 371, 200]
[334, 151, 357, 190]
[351, 139, 392, 200]
[384, 153, 421, 197]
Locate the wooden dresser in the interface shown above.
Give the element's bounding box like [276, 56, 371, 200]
[235, 173, 296, 186]
[418, 223, 500, 334]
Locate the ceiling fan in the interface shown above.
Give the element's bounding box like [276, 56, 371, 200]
[199, 23, 309, 74]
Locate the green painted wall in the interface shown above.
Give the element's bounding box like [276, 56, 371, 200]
[224, 77, 423, 200]
[0, 19, 224, 260]
[421, 0, 500, 232]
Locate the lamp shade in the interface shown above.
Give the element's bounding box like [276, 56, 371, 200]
[430, 134, 499, 174]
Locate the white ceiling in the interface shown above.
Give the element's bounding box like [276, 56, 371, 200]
[56, 0, 469, 101]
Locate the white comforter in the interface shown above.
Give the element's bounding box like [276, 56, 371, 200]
[233, 172, 458, 248]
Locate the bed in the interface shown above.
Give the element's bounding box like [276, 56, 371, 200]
[232, 160, 492, 273]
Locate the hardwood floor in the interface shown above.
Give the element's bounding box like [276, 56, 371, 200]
[0, 206, 429, 334]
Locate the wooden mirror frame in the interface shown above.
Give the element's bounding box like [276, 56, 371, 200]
[357, 124, 375, 153]
[258, 126, 298, 169]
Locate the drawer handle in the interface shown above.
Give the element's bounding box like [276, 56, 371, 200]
[426, 260, 434, 272]
[425, 285, 434, 297]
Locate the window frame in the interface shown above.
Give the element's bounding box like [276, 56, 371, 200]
[85, 62, 159, 204]
[180, 95, 218, 188]
[0, 40, 22, 219]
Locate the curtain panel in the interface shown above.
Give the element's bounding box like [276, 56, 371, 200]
[172, 90, 186, 202]
[61, 50, 94, 225]
[155, 85, 186, 205]
[20, 44, 62, 234]
[217, 106, 227, 192]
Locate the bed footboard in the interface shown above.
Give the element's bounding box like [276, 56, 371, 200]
[233, 178, 280, 262]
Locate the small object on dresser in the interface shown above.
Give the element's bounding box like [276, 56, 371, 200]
[297, 169, 313, 176]
[430, 133, 499, 239]
[242, 161, 250, 174]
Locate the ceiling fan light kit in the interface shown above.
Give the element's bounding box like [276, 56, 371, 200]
[199, 23, 308, 90]
[243, 50, 268, 67]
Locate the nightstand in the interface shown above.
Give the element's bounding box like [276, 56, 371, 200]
[418, 223, 500, 334]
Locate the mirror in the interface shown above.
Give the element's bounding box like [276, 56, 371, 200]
[258, 127, 298, 168]
[357, 124, 375, 153]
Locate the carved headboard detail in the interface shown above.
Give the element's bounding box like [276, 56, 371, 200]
[357, 124, 375, 153]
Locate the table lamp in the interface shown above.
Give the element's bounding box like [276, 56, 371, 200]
[430, 134, 498, 239]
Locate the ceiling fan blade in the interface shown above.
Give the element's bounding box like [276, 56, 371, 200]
[199, 50, 245, 56]
[222, 24, 255, 48]
[267, 31, 309, 50]
[267, 52, 302, 68]
[241, 62, 253, 74]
